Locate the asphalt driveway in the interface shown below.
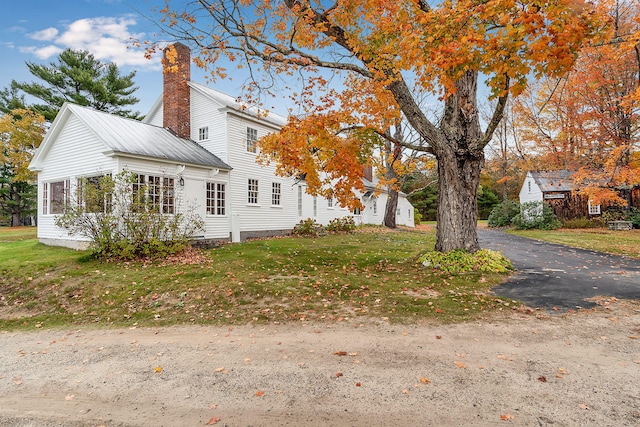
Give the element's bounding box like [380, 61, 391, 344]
[478, 228, 640, 311]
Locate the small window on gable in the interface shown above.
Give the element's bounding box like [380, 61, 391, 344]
[588, 200, 601, 215]
[199, 126, 209, 141]
[246, 127, 258, 153]
[528, 181, 532, 193]
[373, 199, 377, 215]
[327, 197, 333, 208]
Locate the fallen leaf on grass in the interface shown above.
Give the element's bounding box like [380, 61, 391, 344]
[402, 389, 409, 394]
[628, 336, 637, 339]
[435, 336, 442, 340]
[205, 416, 221, 425]
[334, 351, 347, 356]
[500, 414, 514, 421]
[65, 395, 75, 401]
[336, 372, 343, 377]
[214, 367, 225, 372]
[209, 403, 218, 409]
[579, 404, 591, 410]
[538, 376, 547, 382]
[355, 382, 361, 387]
[420, 377, 431, 384]
[12, 376, 22, 385]
[454, 361, 467, 369]
[255, 391, 264, 397]
[154, 366, 163, 373]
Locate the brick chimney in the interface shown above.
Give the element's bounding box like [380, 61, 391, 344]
[363, 165, 373, 182]
[163, 42, 191, 139]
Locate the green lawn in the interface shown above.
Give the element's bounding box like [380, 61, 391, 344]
[0, 226, 513, 331]
[507, 228, 640, 258]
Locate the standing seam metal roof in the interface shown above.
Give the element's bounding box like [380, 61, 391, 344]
[68, 103, 230, 169]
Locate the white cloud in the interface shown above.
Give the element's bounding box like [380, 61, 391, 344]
[28, 27, 59, 41]
[20, 16, 159, 68]
[19, 45, 63, 60]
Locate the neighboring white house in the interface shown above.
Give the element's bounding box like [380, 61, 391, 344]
[519, 170, 603, 220]
[519, 170, 575, 205]
[28, 42, 413, 249]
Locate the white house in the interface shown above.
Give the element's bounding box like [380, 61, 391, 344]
[519, 170, 603, 220]
[28, 42, 413, 249]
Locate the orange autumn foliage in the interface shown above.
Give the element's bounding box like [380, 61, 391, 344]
[152, 0, 604, 251]
[511, 0, 639, 205]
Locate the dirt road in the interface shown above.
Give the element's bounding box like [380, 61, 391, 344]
[1, 300, 639, 426]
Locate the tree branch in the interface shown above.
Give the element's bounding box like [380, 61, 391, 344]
[477, 76, 510, 150]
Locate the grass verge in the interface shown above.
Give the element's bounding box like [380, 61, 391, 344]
[1, 226, 515, 331]
[508, 228, 640, 258]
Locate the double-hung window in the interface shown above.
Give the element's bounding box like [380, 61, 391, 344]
[246, 127, 258, 153]
[271, 182, 281, 206]
[206, 182, 226, 215]
[47, 179, 70, 214]
[248, 179, 259, 204]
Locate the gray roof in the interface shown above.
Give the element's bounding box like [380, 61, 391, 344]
[530, 170, 575, 192]
[67, 103, 230, 169]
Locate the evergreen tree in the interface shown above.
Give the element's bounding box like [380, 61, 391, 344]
[11, 49, 142, 122]
[0, 82, 27, 115]
[0, 165, 36, 226]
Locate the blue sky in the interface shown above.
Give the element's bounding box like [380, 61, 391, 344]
[0, 0, 251, 115]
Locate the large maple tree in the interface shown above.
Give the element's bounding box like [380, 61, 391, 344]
[155, 0, 602, 252]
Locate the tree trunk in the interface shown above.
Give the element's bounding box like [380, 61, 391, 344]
[382, 125, 403, 228]
[383, 187, 398, 228]
[432, 70, 484, 252]
[435, 151, 483, 252]
[11, 212, 21, 227]
[389, 70, 494, 252]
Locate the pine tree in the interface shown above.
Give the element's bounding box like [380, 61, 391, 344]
[11, 49, 142, 122]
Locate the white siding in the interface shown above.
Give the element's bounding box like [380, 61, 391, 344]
[225, 113, 298, 233]
[118, 157, 231, 239]
[144, 103, 164, 127]
[190, 90, 229, 163]
[519, 172, 543, 204]
[37, 115, 117, 243]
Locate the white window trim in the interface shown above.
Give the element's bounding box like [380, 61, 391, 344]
[588, 200, 601, 215]
[198, 126, 209, 141]
[327, 197, 334, 209]
[45, 179, 70, 215]
[206, 181, 227, 216]
[247, 178, 260, 206]
[246, 127, 258, 154]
